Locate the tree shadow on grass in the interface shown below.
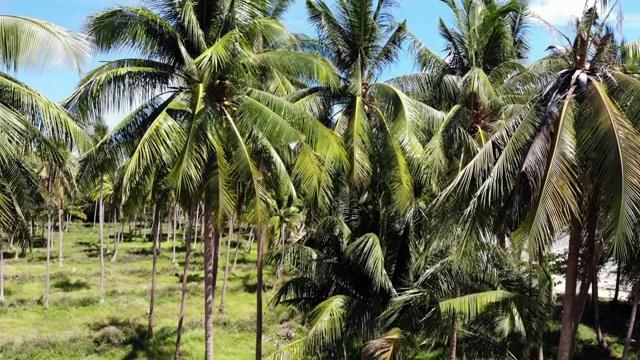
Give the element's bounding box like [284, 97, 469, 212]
[53, 276, 90, 292]
[90, 318, 175, 359]
[76, 241, 100, 258]
[130, 248, 154, 256]
[176, 273, 203, 284]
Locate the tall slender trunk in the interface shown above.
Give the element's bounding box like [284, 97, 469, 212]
[592, 240, 607, 349]
[167, 207, 172, 244]
[93, 200, 98, 229]
[113, 216, 119, 252]
[172, 205, 178, 264]
[567, 195, 599, 358]
[65, 212, 70, 233]
[147, 200, 163, 339]
[537, 333, 544, 360]
[232, 226, 242, 274]
[448, 314, 458, 360]
[568, 273, 592, 359]
[245, 227, 254, 253]
[58, 201, 64, 268]
[219, 217, 234, 314]
[199, 214, 204, 254]
[623, 287, 639, 360]
[44, 186, 52, 310]
[0, 235, 4, 304]
[273, 223, 286, 291]
[614, 263, 622, 306]
[203, 200, 221, 360]
[256, 225, 266, 360]
[142, 205, 148, 240]
[99, 175, 105, 294]
[557, 220, 582, 360]
[111, 221, 122, 263]
[193, 204, 200, 250]
[174, 202, 196, 360]
[106, 213, 112, 253]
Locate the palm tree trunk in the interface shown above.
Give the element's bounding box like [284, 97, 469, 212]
[110, 221, 122, 263]
[592, 239, 607, 350]
[567, 195, 600, 357]
[448, 315, 458, 360]
[142, 205, 148, 240]
[232, 226, 242, 274]
[593, 276, 608, 349]
[193, 203, 200, 250]
[0, 235, 4, 304]
[623, 287, 639, 360]
[203, 200, 221, 360]
[218, 217, 234, 315]
[113, 216, 119, 252]
[174, 202, 196, 360]
[99, 175, 105, 294]
[614, 263, 622, 306]
[199, 214, 205, 254]
[557, 220, 582, 360]
[93, 200, 98, 229]
[58, 201, 64, 268]
[167, 207, 172, 244]
[273, 223, 286, 291]
[106, 213, 112, 253]
[256, 225, 266, 360]
[44, 192, 52, 310]
[172, 205, 177, 264]
[65, 212, 70, 233]
[147, 199, 163, 339]
[245, 226, 254, 253]
[537, 333, 544, 360]
[568, 274, 592, 359]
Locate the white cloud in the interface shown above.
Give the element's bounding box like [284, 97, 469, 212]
[530, 0, 598, 25]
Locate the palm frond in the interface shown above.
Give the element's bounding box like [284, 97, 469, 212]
[0, 15, 92, 73]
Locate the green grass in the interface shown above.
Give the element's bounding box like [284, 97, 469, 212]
[2, 223, 639, 359]
[0, 222, 304, 359]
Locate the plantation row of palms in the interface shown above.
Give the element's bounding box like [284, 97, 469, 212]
[3, 0, 640, 359]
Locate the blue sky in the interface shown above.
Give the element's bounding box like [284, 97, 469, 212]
[3, 0, 640, 126]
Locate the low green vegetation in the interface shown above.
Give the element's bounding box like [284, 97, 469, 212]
[0, 222, 304, 359]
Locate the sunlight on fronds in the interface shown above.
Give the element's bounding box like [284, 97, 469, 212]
[363, 328, 411, 360]
[440, 290, 515, 322]
[0, 15, 92, 73]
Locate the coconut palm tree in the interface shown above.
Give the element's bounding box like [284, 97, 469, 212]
[391, 0, 532, 193]
[294, 0, 444, 217]
[434, 5, 640, 359]
[66, 1, 342, 358]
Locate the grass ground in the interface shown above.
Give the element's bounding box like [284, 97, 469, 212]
[0, 221, 305, 359]
[1, 222, 638, 359]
